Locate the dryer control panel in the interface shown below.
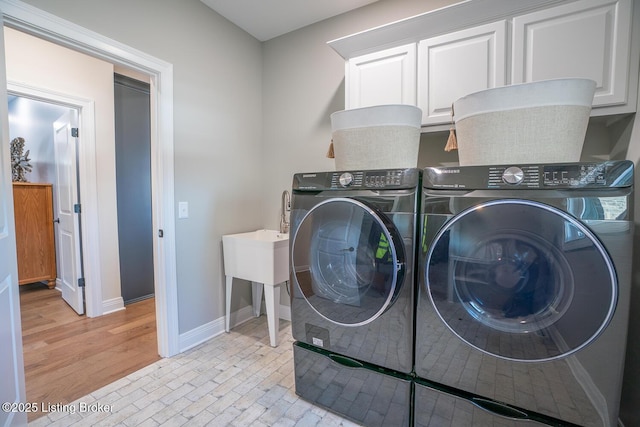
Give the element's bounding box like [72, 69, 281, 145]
[423, 161, 633, 190]
[293, 168, 420, 191]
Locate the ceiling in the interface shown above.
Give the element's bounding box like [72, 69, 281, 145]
[200, 0, 380, 42]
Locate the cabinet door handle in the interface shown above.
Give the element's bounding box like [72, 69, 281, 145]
[53, 218, 60, 223]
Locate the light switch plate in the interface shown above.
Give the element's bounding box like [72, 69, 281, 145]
[178, 201, 189, 219]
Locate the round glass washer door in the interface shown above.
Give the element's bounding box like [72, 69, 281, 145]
[425, 199, 617, 361]
[291, 197, 405, 326]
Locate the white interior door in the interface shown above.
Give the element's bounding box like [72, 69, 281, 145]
[54, 110, 84, 315]
[0, 13, 28, 427]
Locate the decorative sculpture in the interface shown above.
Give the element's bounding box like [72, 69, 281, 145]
[10, 137, 32, 182]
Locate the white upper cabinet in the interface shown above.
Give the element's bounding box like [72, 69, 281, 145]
[512, 0, 633, 109]
[331, 0, 638, 127]
[418, 21, 507, 126]
[346, 43, 417, 109]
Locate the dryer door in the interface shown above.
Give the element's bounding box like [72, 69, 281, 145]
[425, 199, 617, 361]
[292, 197, 405, 326]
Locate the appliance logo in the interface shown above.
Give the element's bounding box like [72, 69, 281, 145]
[302, 174, 317, 178]
[441, 169, 460, 174]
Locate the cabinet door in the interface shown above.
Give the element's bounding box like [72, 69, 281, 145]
[512, 0, 632, 108]
[346, 43, 416, 109]
[418, 21, 507, 126]
[13, 184, 56, 286]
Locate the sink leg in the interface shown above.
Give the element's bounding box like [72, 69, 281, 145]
[225, 275, 233, 333]
[264, 284, 281, 347]
[252, 282, 263, 317]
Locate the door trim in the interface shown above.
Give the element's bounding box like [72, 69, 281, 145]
[1, 0, 179, 357]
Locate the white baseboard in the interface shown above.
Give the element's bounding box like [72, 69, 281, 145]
[178, 303, 291, 353]
[254, 302, 291, 321]
[102, 297, 124, 315]
[178, 315, 227, 353]
[279, 304, 291, 321]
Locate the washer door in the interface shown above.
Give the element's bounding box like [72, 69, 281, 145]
[292, 197, 405, 326]
[426, 199, 617, 361]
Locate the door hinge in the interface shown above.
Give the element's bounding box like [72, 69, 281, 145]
[158, 229, 164, 238]
[74, 204, 81, 213]
[71, 127, 79, 137]
[78, 277, 85, 288]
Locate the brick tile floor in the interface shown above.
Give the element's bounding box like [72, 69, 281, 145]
[29, 316, 361, 427]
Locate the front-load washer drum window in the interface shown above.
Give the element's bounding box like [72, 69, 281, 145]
[425, 199, 617, 362]
[292, 198, 405, 326]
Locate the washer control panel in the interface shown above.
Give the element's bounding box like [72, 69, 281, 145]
[293, 168, 420, 191]
[332, 169, 406, 188]
[423, 161, 633, 190]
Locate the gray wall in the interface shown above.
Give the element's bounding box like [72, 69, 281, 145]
[261, 0, 461, 224]
[20, 0, 264, 333]
[261, 0, 461, 310]
[12, 0, 640, 423]
[114, 74, 154, 304]
[262, 1, 640, 424]
[19, 0, 459, 332]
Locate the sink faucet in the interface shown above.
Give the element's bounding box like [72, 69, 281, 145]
[280, 190, 290, 234]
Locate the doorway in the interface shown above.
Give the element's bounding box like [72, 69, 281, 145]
[0, 10, 178, 417]
[115, 73, 155, 304]
[1, 15, 178, 358]
[8, 94, 86, 313]
[10, 90, 160, 415]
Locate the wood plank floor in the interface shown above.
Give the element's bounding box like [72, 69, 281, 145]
[20, 283, 160, 421]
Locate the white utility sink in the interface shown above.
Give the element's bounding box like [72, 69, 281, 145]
[222, 229, 289, 347]
[222, 229, 289, 285]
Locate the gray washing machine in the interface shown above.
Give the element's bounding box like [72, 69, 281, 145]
[290, 168, 419, 426]
[416, 161, 633, 427]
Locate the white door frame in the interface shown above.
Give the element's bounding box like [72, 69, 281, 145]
[0, 0, 179, 357]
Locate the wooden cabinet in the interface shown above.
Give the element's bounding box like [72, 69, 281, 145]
[346, 43, 417, 109]
[13, 183, 57, 288]
[417, 21, 506, 125]
[512, 0, 634, 112]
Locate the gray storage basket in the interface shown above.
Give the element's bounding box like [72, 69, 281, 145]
[453, 78, 596, 166]
[330, 105, 422, 170]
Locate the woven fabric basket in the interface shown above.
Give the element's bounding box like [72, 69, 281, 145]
[453, 78, 596, 166]
[330, 105, 422, 170]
